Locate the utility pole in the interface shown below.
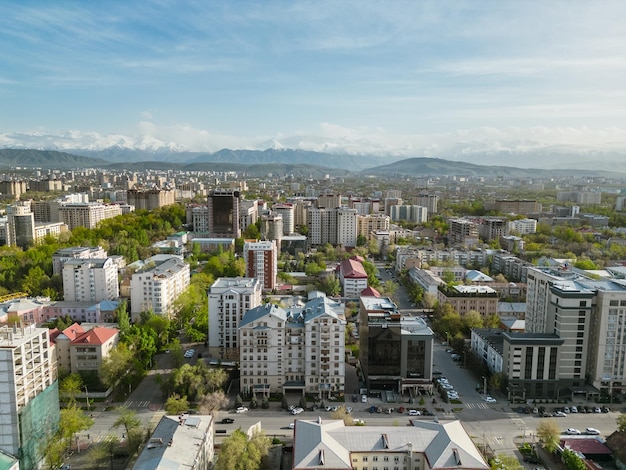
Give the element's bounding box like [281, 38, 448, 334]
[482, 375, 487, 396]
[84, 385, 89, 411]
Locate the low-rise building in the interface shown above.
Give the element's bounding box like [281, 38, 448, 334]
[132, 414, 214, 470]
[50, 323, 119, 375]
[437, 285, 499, 318]
[292, 418, 488, 470]
[338, 257, 368, 298]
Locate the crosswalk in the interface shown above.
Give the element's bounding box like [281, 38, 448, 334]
[120, 400, 152, 409]
[464, 402, 489, 409]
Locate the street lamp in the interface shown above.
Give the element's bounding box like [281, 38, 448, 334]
[84, 385, 89, 411]
[482, 376, 487, 396]
[445, 331, 451, 345]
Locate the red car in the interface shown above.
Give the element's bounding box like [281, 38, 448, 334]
[398, 406, 405, 413]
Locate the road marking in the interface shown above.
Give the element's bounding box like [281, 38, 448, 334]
[465, 402, 488, 409]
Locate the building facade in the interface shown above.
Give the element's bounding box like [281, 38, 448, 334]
[0, 325, 59, 469]
[243, 240, 278, 290]
[239, 292, 346, 398]
[62, 258, 119, 302]
[207, 278, 263, 360]
[129, 255, 190, 321]
[207, 189, 241, 238]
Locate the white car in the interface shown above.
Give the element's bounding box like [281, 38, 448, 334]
[291, 407, 304, 415]
[353, 418, 365, 425]
[408, 409, 421, 416]
[585, 428, 600, 435]
[554, 411, 567, 417]
[361, 395, 368, 403]
[483, 396, 497, 403]
[288, 423, 295, 429]
[235, 406, 248, 413]
[566, 428, 581, 435]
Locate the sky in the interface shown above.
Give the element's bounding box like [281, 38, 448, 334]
[1, 0, 626, 163]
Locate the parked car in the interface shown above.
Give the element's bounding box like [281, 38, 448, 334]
[235, 406, 249, 413]
[594, 407, 602, 413]
[221, 418, 235, 424]
[483, 396, 497, 403]
[570, 406, 578, 413]
[288, 423, 295, 429]
[566, 428, 581, 435]
[602, 406, 610, 413]
[408, 409, 421, 416]
[554, 411, 567, 417]
[586, 428, 601, 435]
[291, 407, 304, 415]
[361, 395, 368, 403]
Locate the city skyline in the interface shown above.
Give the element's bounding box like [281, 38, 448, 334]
[2, 1, 626, 167]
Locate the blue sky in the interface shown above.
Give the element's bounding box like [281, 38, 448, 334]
[1, 0, 626, 161]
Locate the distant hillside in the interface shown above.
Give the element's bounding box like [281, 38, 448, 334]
[0, 148, 108, 169]
[190, 148, 387, 171]
[362, 157, 624, 178]
[106, 161, 350, 178]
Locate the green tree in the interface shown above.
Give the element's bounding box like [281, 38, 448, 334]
[111, 408, 141, 437]
[462, 310, 484, 332]
[215, 429, 271, 470]
[198, 391, 230, 415]
[561, 448, 586, 470]
[536, 418, 560, 453]
[59, 373, 83, 407]
[100, 343, 134, 389]
[616, 413, 626, 432]
[59, 405, 94, 448]
[319, 273, 341, 296]
[165, 394, 190, 414]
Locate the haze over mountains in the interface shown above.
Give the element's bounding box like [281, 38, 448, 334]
[1, 130, 625, 173]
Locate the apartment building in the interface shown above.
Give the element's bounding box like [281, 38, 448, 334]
[6, 201, 35, 248]
[0, 325, 59, 469]
[413, 192, 439, 214]
[207, 278, 262, 360]
[58, 202, 122, 230]
[316, 193, 342, 209]
[126, 187, 176, 210]
[507, 218, 538, 235]
[494, 199, 541, 214]
[356, 213, 390, 238]
[359, 296, 434, 395]
[338, 257, 368, 298]
[272, 203, 295, 234]
[437, 285, 499, 318]
[129, 255, 190, 321]
[239, 292, 346, 398]
[0, 180, 27, 200]
[292, 419, 488, 470]
[307, 207, 357, 247]
[50, 323, 119, 375]
[447, 218, 480, 247]
[389, 204, 428, 223]
[62, 258, 119, 302]
[243, 240, 278, 290]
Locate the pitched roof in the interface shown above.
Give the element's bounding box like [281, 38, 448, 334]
[292, 418, 488, 470]
[72, 327, 118, 345]
[61, 323, 85, 341]
[360, 286, 381, 297]
[340, 258, 368, 279]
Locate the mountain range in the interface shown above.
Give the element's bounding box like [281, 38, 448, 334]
[0, 148, 623, 178]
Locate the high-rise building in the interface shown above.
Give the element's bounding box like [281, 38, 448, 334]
[207, 189, 240, 238]
[62, 258, 120, 302]
[316, 193, 341, 209]
[6, 201, 35, 248]
[259, 211, 283, 243]
[243, 240, 278, 290]
[273, 203, 295, 235]
[447, 218, 480, 246]
[0, 180, 27, 200]
[413, 192, 439, 214]
[356, 214, 390, 238]
[0, 325, 59, 469]
[58, 202, 122, 230]
[307, 207, 357, 247]
[239, 292, 346, 398]
[130, 255, 190, 321]
[207, 278, 262, 360]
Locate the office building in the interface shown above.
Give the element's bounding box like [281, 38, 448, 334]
[0, 325, 59, 469]
[208, 278, 262, 360]
[359, 296, 434, 395]
[207, 189, 240, 238]
[130, 255, 190, 321]
[243, 240, 278, 290]
[62, 258, 120, 302]
[239, 292, 346, 398]
[6, 201, 35, 248]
